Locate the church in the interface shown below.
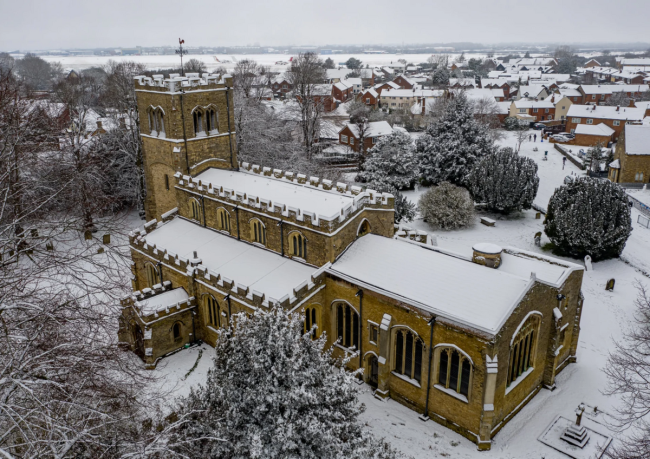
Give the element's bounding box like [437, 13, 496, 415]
[118, 72, 585, 450]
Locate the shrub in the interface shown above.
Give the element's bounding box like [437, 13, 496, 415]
[468, 147, 539, 214]
[544, 177, 632, 260]
[418, 182, 474, 230]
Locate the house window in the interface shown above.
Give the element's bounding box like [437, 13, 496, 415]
[205, 295, 220, 328]
[145, 262, 159, 288]
[508, 314, 540, 387]
[394, 329, 424, 383]
[190, 198, 201, 221]
[587, 119, 593, 125]
[173, 322, 181, 341]
[574, 97, 578, 101]
[336, 303, 359, 350]
[613, 120, 620, 126]
[572, 118, 581, 123]
[217, 208, 231, 232]
[304, 306, 317, 338]
[251, 219, 266, 245]
[519, 108, 527, 113]
[437, 347, 472, 397]
[545, 108, 549, 113]
[282, 84, 287, 89]
[532, 108, 538, 113]
[341, 135, 348, 144]
[350, 137, 355, 146]
[370, 324, 378, 344]
[289, 232, 307, 259]
[366, 98, 370, 104]
[635, 172, 644, 182]
[592, 95, 597, 100]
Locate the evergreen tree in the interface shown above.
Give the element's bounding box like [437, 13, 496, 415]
[468, 147, 539, 214]
[358, 130, 418, 190]
[416, 92, 494, 186]
[431, 67, 450, 86]
[169, 306, 397, 459]
[323, 57, 335, 69]
[373, 184, 416, 224]
[418, 182, 474, 230]
[544, 178, 632, 261]
[586, 143, 605, 173]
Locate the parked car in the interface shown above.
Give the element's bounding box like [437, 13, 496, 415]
[551, 134, 571, 142]
[532, 123, 546, 130]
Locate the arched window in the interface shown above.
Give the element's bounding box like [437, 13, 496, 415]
[173, 322, 181, 341]
[190, 199, 201, 222]
[157, 110, 165, 137]
[206, 108, 218, 133]
[508, 315, 540, 386]
[145, 262, 159, 288]
[251, 219, 266, 245]
[394, 329, 424, 383]
[358, 219, 371, 237]
[336, 303, 359, 350]
[217, 208, 231, 232]
[289, 232, 307, 259]
[304, 306, 317, 338]
[147, 109, 154, 134]
[205, 295, 220, 328]
[193, 110, 204, 136]
[437, 347, 472, 397]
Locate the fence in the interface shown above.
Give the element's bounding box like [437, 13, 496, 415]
[638, 214, 650, 229]
[627, 193, 650, 218]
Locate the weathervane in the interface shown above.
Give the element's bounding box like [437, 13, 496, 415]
[176, 38, 187, 76]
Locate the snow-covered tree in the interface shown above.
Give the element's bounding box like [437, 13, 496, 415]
[372, 184, 416, 224]
[468, 147, 539, 214]
[586, 143, 605, 173]
[418, 182, 474, 230]
[431, 67, 450, 86]
[504, 116, 525, 131]
[544, 178, 632, 260]
[605, 283, 650, 459]
[416, 92, 495, 186]
[358, 130, 418, 190]
[169, 306, 397, 459]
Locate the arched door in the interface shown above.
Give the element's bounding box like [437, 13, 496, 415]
[368, 355, 379, 388]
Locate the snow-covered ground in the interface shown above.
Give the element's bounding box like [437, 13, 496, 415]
[151, 130, 649, 458]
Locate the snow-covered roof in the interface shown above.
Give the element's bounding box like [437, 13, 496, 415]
[326, 69, 349, 80]
[464, 88, 504, 100]
[513, 99, 555, 109]
[496, 101, 511, 114]
[635, 101, 650, 111]
[380, 88, 442, 98]
[580, 84, 648, 95]
[362, 88, 379, 98]
[517, 85, 548, 98]
[620, 58, 650, 67]
[136, 287, 189, 315]
[558, 87, 582, 97]
[194, 168, 354, 216]
[574, 123, 615, 137]
[344, 77, 362, 86]
[624, 125, 650, 155]
[143, 218, 316, 301]
[328, 235, 579, 336]
[375, 81, 400, 90]
[567, 105, 646, 121]
[334, 80, 352, 91]
[343, 120, 394, 138]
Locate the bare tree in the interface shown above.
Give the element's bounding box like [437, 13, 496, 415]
[287, 52, 327, 159]
[605, 283, 650, 458]
[14, 53, 57, 91]
[471, 96, 504, 141]
[515, 128, 529, 153]
[233, 59, 260, 98]
[183, 58, 207, 74]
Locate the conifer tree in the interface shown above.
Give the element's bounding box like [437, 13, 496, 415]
[418, 182, 474, 230]
[358, 130, 418, 190]
[169, 306, 397, 459]
[416, 92, 494, 186]
[468, 147, 539, 214]
[544, 178, 632, 260]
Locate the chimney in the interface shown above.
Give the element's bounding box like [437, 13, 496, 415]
[616, 105, 620, 112]
[472, 243, 503, 269]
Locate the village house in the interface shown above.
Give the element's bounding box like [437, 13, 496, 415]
[358, 88, 379, 108]
[332, 80, 354, 103]
[380, 88, 444, 110]
[571, 123, 615, 147]
[514, 85, 550, 101]
[608, 124, 650, 184]
[271, 75, 293, 96]
[464, 88, 505, 102]
[392, 75, 418, 89]
[578, 84, 650, 105]
[544, 93, 573, 121]
[618, 58, 650, 71]
[480, 79, 512, 99]
[338, 120, 394, 152]
[373, 80, 400, 95]
[509, 100, 556, 122]
[565, 105, 646, 140]
[584, 59, 601, 68]
[119, 72, 587, 452]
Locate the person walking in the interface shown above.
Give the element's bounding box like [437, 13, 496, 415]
[563, 157, 567, 170]
[534, 133, 537, 142]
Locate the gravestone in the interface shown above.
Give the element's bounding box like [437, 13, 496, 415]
[534, 231, 542, 247]
[606, 279, 615, 291]
[584, 255, 592, 271]
[103, 233, 111, 245]
[84, 230, 92, 241]
[536, 212, 541, 219]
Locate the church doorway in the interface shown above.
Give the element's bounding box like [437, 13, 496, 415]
[368, 355, 379, 388]
[133, 323, 144, 359]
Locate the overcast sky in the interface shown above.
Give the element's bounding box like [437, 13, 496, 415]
[1, 0, 649, 51]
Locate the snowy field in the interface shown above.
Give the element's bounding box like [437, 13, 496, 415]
[33, 53, 490, 73]
[151, 130, 649, 458]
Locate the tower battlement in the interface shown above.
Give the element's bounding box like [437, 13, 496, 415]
[134, 73, 233, 93]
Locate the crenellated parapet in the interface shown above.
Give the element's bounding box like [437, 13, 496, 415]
[133, 73, 233, 93]
[121, 280, 196, 324]
[174, 164, 394, 233]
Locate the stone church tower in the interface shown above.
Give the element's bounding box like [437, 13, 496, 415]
[134, 73, 237, 221]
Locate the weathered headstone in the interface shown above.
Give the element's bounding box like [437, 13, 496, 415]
[97, 247, 105, 254]
[606, 279, 615, 291]
[536, 212, 541, 220]
[46, 242, 54, 251]
[102, 233, 111, 245]
[534, 231, 542, 247]
[584, 255, 593, 271]
[84, 230, 92, 241]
